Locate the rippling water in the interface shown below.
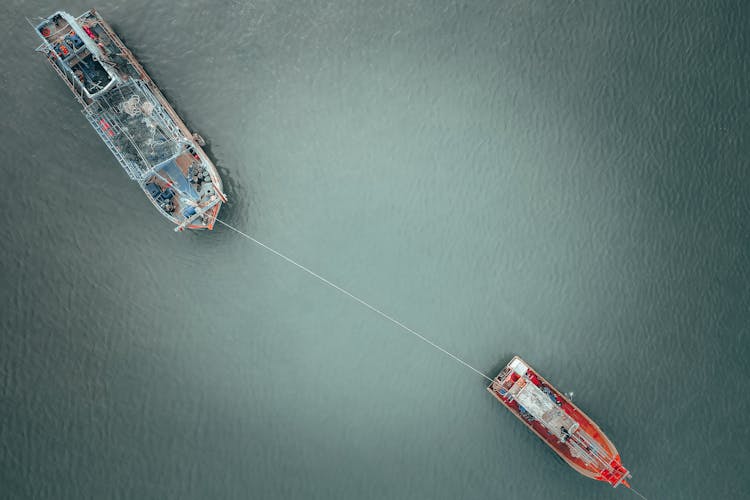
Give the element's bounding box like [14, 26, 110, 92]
[2, 1, 749, 498]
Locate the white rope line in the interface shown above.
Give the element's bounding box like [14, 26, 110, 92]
[216, 218, 493, 383]
[628, 486, 649, 500]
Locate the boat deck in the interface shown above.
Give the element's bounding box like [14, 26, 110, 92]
[489, 357, 631, 488]
[35, 9, 226, 230]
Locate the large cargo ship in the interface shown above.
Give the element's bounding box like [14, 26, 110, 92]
[488, 356, 631, 488]
[33, 10, 227, 231]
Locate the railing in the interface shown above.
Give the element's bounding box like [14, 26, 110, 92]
[83, 107, 143, 180]
[42, 50, 86, 106]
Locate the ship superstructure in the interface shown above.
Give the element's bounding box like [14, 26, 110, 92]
[33, 10, 226, 230]
[489, 356, 631, 488]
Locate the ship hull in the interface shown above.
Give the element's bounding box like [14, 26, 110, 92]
[488, 356, 631, 487]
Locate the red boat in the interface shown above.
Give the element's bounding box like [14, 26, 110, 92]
[488, 356, 631, 488]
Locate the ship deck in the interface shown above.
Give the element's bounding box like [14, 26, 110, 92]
[87, 10, 227, 205]
[35, 9, 226, 230]
[488, 357, 630, 487]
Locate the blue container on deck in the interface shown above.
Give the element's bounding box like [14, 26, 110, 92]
[183, 206, 197, 218]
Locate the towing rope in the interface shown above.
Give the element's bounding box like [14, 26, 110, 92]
[215, 217, 493, 383]
[628, 486, 649, 500]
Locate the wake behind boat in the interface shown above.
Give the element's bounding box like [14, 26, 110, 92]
[33, 10, 227, 231]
